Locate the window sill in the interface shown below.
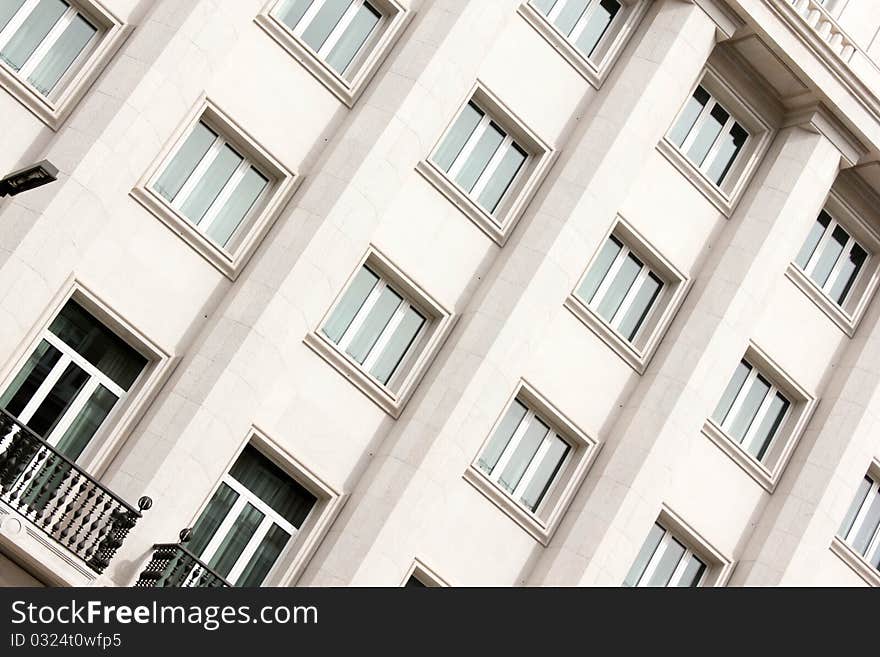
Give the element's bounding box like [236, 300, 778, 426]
[829, 536, 880, 587]
[564, 295, 650, 374]
[254, 2, 411, 108]
[656, 139, 737, 218]
[785, 264, 858, 337]
[701, 419, 778, 493]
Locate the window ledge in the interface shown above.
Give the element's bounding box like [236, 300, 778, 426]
[564, 295, 649, 374]
[785, 264, 858, 337]
[830, 536, 880, 587]
[656, 139, 737, 217]
[701, 419, 778, 493]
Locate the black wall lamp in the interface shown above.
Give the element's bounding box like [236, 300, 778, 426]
[0, 160, 59, 197]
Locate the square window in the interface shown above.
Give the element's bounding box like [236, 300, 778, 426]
[417, 83, 556, 246]
[304, 248, 455, 417]
[464, 381, 599, 544]
[130, 98, 299, 280]
[832, 462, 880, 586]
[0, 0, 128, 128]
[786, 192, 880, 337]
[658, 67, 773, 216]
[255, 0, 410, 106]
[702, 343, 816, 491]
[519, 0, 648, 86]
[623, 508, 732, 587]
[566, 219, 690, 373]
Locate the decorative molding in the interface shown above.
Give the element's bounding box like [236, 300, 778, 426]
[656, 503, 735, 587]
[403, 557, 450, 587]
[829, 536, 880, 587]
[690, 0, 744, 41]
[783, 103, 866, 168]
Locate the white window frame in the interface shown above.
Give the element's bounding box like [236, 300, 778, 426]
[0, 0, 128, 129]
[463, 380, 600, 545]
[565, 218, 690, 374]
[831, 460, 880, 586]
[130, 96, 300, 281]
[702, 342, 816, 492]
[402, 558, 450, 587]
[518, 0, 649, 88]
[255, 0, 410, 107]
[628, 525, 708, 587]
[795, 213, 868, 308]
[304, 247, 456, 418]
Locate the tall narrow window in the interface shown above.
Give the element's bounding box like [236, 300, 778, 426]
[431, 101, 529, 220]
[668, 85, 749, 187]
[272, 0, 382, 78]
[186, 445, 317, 587]
[711, 360, 791, 463]
[0, 0, 99, 98]
[531, 0, 621, 60]
[838, 475, 880, 573]
[576, 235, 664, 344]
[795, 210, 869, 309]
[477, 399, 572, 515]
[624, 523, 707, 587]
[151, 121, 270, 250]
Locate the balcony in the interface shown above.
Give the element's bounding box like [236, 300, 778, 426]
[788, 0, 857, 62]
[0, 408, 150, 579]
[136, 531, 231, 587]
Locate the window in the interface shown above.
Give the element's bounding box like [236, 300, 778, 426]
[838, 474, 880, 574]
[186, 445, 317, 587]
[531, 0, 621, 61]
[668, 85, 748, 188]
[418, 85, 555, 245]
[0, 299, 147, 464]
[402, 559, 448, 587]
[305, 250, 454, 417]
[624, 523, 707, 587]
[257, 0, 408, 106]
[794, 210, 869, 309]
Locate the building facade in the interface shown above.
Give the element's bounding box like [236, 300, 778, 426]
[1, 0, 880, 587]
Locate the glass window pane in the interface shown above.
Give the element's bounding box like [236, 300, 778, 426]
[476, 144, 526, 215]
[624, 523, 665, 587]
[706, 122, 747, 186]
[26, 12, 95, 95]
[645, 537, 686, 587]
[275, 0, 314, 30]
[323, 266, 380, 344]
[0, 0, 26, 33]
[713, 360, 750, 426]
[301, 0, 353, 52]
[179, 144, 243, 225]
[617, 272, 662, 342]
[596, 253, 641, 323]
[829, 242, 867, 306]
[154, 122, 217, 203]
[532, 0, 558, 14]
[204, 167, 268, 248]
[368, 306, 425, 385]
[686, 102, 728, 167]
[345, 286, 402, 364]
[851, 490, 880, 556]
[795, 212, 831, 270]
[750, 392, 789, 462]
[669, 86, 710, 148]
[554, 0, 589, 36]
[675, 555, 706, 587]
[577, 236, 623, 304]
[478, 400, 528, 474]
[26, 361, 88, 438]
[53, 384, 117, 461]
[454, 122, 505, 193]
[0, 0, 67, 71]
[727, 374, 770, 442]
[839, 477, 872, 539]
[0, 340, 61, 417]
[324, 2, 379, 75]
[236, 524, 291, 587]
[498, 417, 549, 493]
[810, 225, 848, 289]
[574, 0, 620, 58]
[433, 103, 483, 172]
[405, 575, 427, 587]
[208, 503, 265, 578]
[187, 483, 240, 557]
[519, 434, 569, 512]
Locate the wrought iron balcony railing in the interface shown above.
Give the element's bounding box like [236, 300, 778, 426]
[136, 532, 231, 587]
[0, 408, 150, 574]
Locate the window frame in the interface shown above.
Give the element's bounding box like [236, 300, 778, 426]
[254, 0, 410, 107]
[303, 246, 456, 418]
[416, 81, 556, 246]
[518, 0, 649, 88]
[565, 217, 690, 374]
[130, 96, 300, 281]
[401, 558, 449, 587]
[785, 190, 880, 337]
[831, 459, 880, 587]
[702, 342, 816, 492]
[0, 0, 128, 130]
[463, 380, 600, 545]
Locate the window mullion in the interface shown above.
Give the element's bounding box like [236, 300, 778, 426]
[699, 113, 735, 172]
[545, 0, 567, 22]
[336, 280, 387, 352]
[317, 0, 364, 57]
[862, 508, 880, 564]
[804, 219, 837, 278]
[667, 547, 693, 587]
[847, 481, 880, 545]
[822, 234, 856, 295]
[739, 383, 777, 454]
[678, 98, 715, 154]
[610, 264, 649, 329]
[169, 137, 225, 209]
[17, 7, 75, 79]
[469, 135, 513, 200]
[489, 410, 535, 481]
[720, 366, 758, 433]
[567, 0, 601, 43]
[360, 298, 408, 372]
[196, 492, 249, 566]
[590, 245, 630, 311]
[42, 376, 101, 449]
[446, 115, 490, 180]
[0, 0, 40, 51]
[291, 0, 326, 37]
[221, 475, 298, 534]
[42, 332, 126, 397]
[637, 531, 670, 587]
[510, 431, 554, 500]
[15, 352, 72, 425]
[196, 159, 250, 233]
[226, 514, 275, 585]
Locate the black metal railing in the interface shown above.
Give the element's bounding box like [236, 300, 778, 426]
[0, 408, 151, 574]
[136, 531, 231, 587]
